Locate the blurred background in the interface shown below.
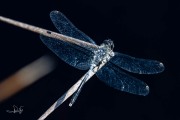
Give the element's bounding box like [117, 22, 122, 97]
[0, 0, 179, 120]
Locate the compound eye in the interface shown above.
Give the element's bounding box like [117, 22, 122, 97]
[102, 39, 114, 50]
[111, 42, 114, 50]
[106, 40, 114, 50]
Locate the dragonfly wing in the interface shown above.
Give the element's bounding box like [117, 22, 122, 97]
[110, 52, 164, 74]
[40, 11, 97, 70]
[96, 62, 149, 96]
[40, 35, 94, 70]
[50, 10, 96, 44]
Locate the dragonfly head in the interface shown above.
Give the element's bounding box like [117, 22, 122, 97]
[102, 39, 114, 51]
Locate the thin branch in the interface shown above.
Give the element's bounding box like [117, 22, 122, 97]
[0, 16, 99, 50]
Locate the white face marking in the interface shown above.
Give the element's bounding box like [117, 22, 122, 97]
[121, 86, 125, 90]
[145, 85, 149, 91]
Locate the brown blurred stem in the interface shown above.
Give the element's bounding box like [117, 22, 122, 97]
[0, 55, 57, 102]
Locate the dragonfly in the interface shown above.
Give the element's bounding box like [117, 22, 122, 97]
[0, 11, 164, 119]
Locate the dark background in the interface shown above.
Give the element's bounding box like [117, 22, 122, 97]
[0, 0, 179, 120]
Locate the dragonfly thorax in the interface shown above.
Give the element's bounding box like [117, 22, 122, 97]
[91, 39, 115, 68]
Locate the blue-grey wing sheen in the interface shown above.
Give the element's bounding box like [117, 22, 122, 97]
[96, 62, 149, 96]
[40, 11, 96, 70]
[40, 10, 162, 96]
[110, 52, 165, 74]
[50, 10, 96, 44]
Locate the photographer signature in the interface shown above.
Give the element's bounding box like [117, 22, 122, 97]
[6, 105, 24, 114]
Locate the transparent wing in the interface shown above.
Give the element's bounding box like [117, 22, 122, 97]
[110, 52, 165, 74]
[40, 35, 94, 70]
[96, 62, 149, 96]
[50, 10, 96, 44]
[40, 10, 97, 70]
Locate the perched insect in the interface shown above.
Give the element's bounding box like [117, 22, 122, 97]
[0, 11, 164, 120]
